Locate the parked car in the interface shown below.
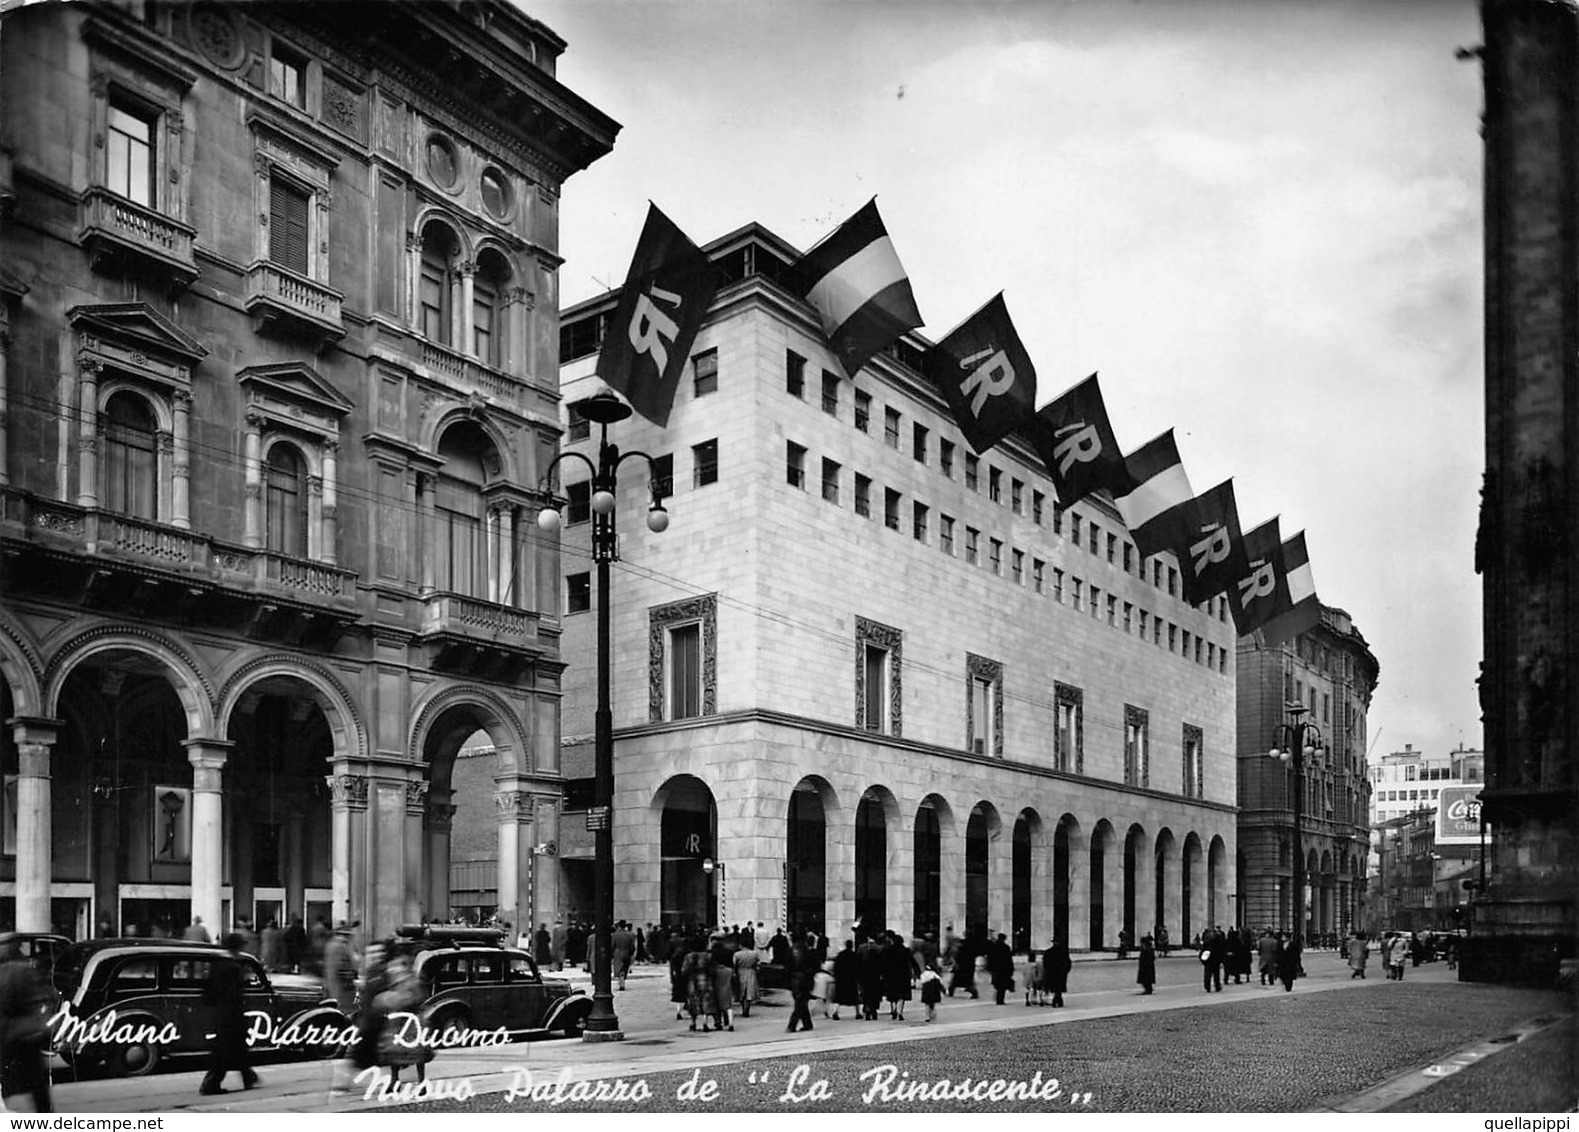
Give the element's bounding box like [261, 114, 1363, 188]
[11, 932, 71, 979]
[389, 926, 591, 1041]
[49, 940, 351, 1077]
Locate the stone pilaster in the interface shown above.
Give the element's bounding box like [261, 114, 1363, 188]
[8, 718, 59, 933]
[184, 738, 234, 935]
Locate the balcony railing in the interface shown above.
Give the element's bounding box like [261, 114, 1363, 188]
[246, 261, 345, 344]
[421, 592, 538, 646]
[78, 187, 198, 287]
[2, 492, 356, 607]
[418, 340, 528, 407]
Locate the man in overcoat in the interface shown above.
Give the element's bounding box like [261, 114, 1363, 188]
[199, 934, 258, 1095]
[1042, 936, 1073, 1007]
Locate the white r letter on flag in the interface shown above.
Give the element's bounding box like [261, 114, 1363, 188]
[959, 348, 1015, 416]
[628, 284, 682, 372]
[1236, 563, 1275, 605]
[1052, 422, 1102, 475]
[1191, 525, 1231, 573]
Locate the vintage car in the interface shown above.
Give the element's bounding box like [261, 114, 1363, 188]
[50, 940, 351, 1077]
[390, 926, 591, 1041]
[11, 932, 71, 978]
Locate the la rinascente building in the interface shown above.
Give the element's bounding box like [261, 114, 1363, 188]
[0, 0, 614, 939]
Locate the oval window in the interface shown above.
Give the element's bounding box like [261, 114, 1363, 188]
[427, 135, 459, 190]
[480, 168, 511, 220]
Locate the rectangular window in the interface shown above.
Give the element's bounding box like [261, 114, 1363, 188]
[1033, 559, 1045, 593]
[1011, 479, 1024, 515]
[1169, 624, 1178, 652]
[821, 370, 840, 415]
[989, 467, 1002, 503]
[1155, 618, 1164, 646]
[568, 405, 590, 442]
[1207, 642, 1216, 669]
[1011, 548, 1024, 584]
[650, 453, 673, 500]
[1106, 533, 1117, 564]
[566, 481, 591, 525]
[964, 454, 980, 491]
[1168, 566, 1178, 596]
[1123, 602, 1133, 632]
[1089, 523, 1099, 555]
[913, 423, 928, 463]
[1195, 637, 1204, 664]
[940, 439, 955, 479]
[1072, 579, 1083, 611]
[864, 645, 889, 733]
[989, 539, 1003, 575]
[940, 514, 955, 555]
[884, 488, 901, 531]
[1183, 726, 1204, 799]
[885, 407, 902, 448]
[1053, 569, 1064, 603]
[692, 439, 719, 487]
[786, 441, 806, 489]
[107, 100, 155, 207]
[1153, 561, 1164, 587]
[965, 527, 980, 565]
[821, 457, 841, 504]
[419, 258, 447, 342]
[786, 350, 805, 398]
[912, 501, 929, 543]
[1070, 513, 1082, 544]
[1053, 504, 1064, 535]
[566, 572, 591, 614]
[1106, 595, 1117, 625]
[693, 349, 719, 397]
[971, 677, 993, 754]
[1182, 629, 1192, 657]
[1090, 585, 1101, 618]
[1123, 542, 1134, 572]
[1323, 692, 1331, 723]
[1032, 490, 1045, 525]
[269, 44, 307, 108]
[669, 623, 702, 720]
[855, 474, 872, 517]
[473, 285, 496, 363]
[1139, 610, 1149, 637]
[1124, 709, 1149, 786]
[854, 389, 871, 432]
[1055, 685, 1082, 773]
[268, 177, 311, 275]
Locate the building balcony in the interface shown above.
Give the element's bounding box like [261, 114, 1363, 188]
[418, 591, 543, 680]
[245, 261, 345, 347]
[0, 491, 359, 644]
[78, 187, 198, 290]
[417, 339, 530, 409]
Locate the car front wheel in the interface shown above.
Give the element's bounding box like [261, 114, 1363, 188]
[557, 999, 591, 1039]
[107, 1039, 160, 1078]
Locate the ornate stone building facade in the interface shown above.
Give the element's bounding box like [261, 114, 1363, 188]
[1235, 607, 1379, 939]
[0, 1, 614, 939]
[555, 225, 1240, 950]
[1470, 0, 1579, 982]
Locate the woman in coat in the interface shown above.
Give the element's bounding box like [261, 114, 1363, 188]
[733, 944, 760, 1018]
[1347, 932, 1370, 979]
[856, 936, 886, 1020]
[831, 939, 860, 1020]
[882, 931, 920, 1020]
[709, 935, 737, 1032]
[1136, 934, 1157, 995]
[682, 937, 717, 1031]
[668, 933, 688, 1020]
[1042, 937, 1073, 1007]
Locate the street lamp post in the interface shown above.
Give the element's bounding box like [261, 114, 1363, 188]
[1268, 702, 1323, 956]
[538, 391, 669, 1042]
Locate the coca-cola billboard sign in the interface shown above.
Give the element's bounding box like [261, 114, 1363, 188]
[1436, 785, 1483, 845]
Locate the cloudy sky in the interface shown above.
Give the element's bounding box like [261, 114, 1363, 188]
[532, 0, 1486, 762]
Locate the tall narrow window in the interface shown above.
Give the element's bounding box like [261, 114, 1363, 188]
[786, 441, 807, 489]
[437, 471, 483, 597]
[269, 178, 310, 275]
[884, 407, 901, 448]
[913, 423, 928, 463]
[912, 502, 929, 543]
[473, 251, 511, 367]
[786, 351, 805, 398]
[107, 101, 155, 207]
[264, 444, 309, 557]
[940, 439, 955, 479]
[692, 439, 719, 487]
[864, 645, 888, 733]
[971, 677, 992, 754]
[1055, 684, 1082, 773]
[821, 458, 841, 504]
[854, 389, 871, 432]
[1124, 707, 1149, 787]
[854, 474, 872, 518]
[821, 371, 839, 415]
[419, 227, 453, 345]
[940, 514, 955, 555]
[694, 349, 719, 397]
[102, 391, 158, 519]
[669, 622, 702, 720]
[269, 45, 307, 108]
[884, 488, 901, 531]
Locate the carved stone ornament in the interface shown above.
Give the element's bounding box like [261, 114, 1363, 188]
[494, 789, 534, 820]
[405, 779, 430, 812]
[326, 773, 369, 808]
[187, 1, 246, 70]
[648, 593, 718, 722]
[854, 616, 904, 737]
[321, 75, 364, 139]
[965, 653, 1004, 757]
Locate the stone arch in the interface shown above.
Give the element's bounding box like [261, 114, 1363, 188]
[1123, 822, 1150, 946]
[218, 654, 365, 763]
[408, 682, 529, 778]
[1053, 812, 1085, 949]
[1153, 827, 1177, 942]
[420, 407, 521, 486]
[786, 775, 841, 938]
[414, 208, 472, 261]
[854, 784, 902, 933]
[43, 625, 214, 737]
[1012, 807, 1046, 953]
[651, 773, 718, 927]
[1182, 832, 1205, 940]
[0, 610, 43, 719]
[1209, 835, 1230, 930]
[913, 793, 956, 939]
[964, 799, 1003, 940]
[1090, 818, 1117, 949]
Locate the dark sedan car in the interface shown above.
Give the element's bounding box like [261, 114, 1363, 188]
[50, 940, 352, 1077]
[391, 926, 591, 1042]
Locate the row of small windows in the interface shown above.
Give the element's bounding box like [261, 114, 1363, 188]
[777, 349, 1223, 620]
[785, 440, 1230, 676]
[1378, 789, 1442, 803]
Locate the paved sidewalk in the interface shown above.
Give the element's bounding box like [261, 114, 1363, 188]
[49, 953, 1503, 1113]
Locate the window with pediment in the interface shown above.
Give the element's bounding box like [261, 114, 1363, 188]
[264, 442, 309, 557]
[237, 361, 350, 563]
